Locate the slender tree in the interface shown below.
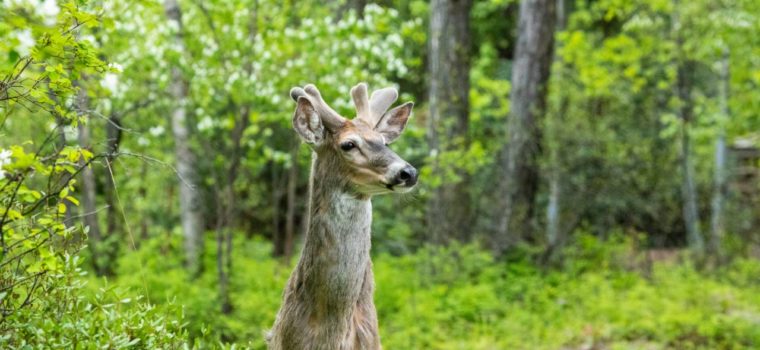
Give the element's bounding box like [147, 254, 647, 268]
[271, 163, 284, 256]
[427, 0, 473, 243]
[709, 47, 730, 258]
[544, 0, 567, 262]
[673, 2, 704, 253]
[103, 111, 121, 238]
[495, 0, 556, 254]
[164, 0, 206, 275]
[284, 141, 299, 259]
[75, 81, 106, 274]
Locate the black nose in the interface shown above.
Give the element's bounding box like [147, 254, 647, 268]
[397, 166, 418, 186]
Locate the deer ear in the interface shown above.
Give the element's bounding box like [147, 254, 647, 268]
[292, 96, 325, 145]
[375, 102, 413, 144]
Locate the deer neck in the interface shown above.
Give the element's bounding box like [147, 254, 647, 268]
[297, 151, 374, 316]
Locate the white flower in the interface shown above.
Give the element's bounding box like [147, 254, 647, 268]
[167, 20, 179, 32]
[40, 0, 60, 26]
[0, 149, 12, 165]
[81, 34, 96, 44]
[365, 3, 383, 14]
[387, 33, 403, 47]
[63, 125, 78, 141]
[137, 136, 150, 146]
[0, 149, 9, 180]
[197, 116, 214, 131]
[229, 71, 240, 84]
[149, 125, 165, 137]
[109, 62, 124, 72]
[15, 29, 35, 56]
[101, 73, 120, 93]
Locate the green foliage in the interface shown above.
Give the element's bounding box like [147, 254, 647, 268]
[539, 0, 760, 241]
[2, 0, 759, 348]
[95, 234, 760, 349]
[1, 255, 187, 349]
[96, 0, 426, 248]
[1, 0, 103, 327]
[1, 2, 186, 348]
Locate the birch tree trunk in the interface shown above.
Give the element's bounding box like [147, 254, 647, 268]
[164, 0, 206, 275]
[709, 47, 730, 258]
[427, 0, 473, 243]
[495, 0, 556, 254]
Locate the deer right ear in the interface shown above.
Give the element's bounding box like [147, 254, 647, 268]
[292, 96, 325, 145]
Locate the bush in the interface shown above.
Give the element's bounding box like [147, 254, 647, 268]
[87, 233, 760, 349]
[0, 255, 188, 349]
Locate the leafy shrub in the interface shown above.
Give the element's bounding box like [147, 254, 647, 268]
[90, 233, 760, 349]
[1, 255, 188, 349]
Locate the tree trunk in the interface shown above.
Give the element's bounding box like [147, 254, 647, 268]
[673, 3, 703, 254]
[544, 0, 567, 262]
[104, 113, 121, 240]
[49, 87, 77, 230]
[427, 0, 473, 244]
[709, 47, 730, 259]
[164, 0, 206, 275]
[271, 163, 284, 257]
[545, 171, 561, 243]
[284, 142, 299, 259]
[215, 202, 232, 314]
[213, 0, 259, 313]
[335, 0, 367, 20]
[138, 161, 149, 242]
[495, 0, 556, 254]
[75, 82, 106, 275]
[680, 121, 703, 252]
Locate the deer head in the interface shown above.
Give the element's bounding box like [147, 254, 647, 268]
[290, 83, 417, 196]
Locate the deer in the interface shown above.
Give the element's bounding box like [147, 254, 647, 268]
[267, 83, 417, 350]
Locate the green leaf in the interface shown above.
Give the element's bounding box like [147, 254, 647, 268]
[57, 202, 67, 214]
[65, 196, 79, 206]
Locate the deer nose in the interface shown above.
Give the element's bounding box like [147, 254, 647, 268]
[396, 165, 418, 186]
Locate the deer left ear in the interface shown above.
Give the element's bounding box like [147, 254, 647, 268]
[292, 96, 325, 146]
[375, 102, 413, 144]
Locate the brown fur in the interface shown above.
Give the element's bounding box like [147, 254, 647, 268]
[268, 84, 415, 350]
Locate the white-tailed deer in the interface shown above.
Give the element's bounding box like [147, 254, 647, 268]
[267, 83, 416, 350]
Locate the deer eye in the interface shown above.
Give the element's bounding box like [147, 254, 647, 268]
[340, 141, 356, 151]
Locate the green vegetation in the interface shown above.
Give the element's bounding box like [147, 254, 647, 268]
[1, 0, 758, 348]
[83, 235, 760, 349]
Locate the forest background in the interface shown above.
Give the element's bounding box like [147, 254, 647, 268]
[1, 0, 759, 348]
